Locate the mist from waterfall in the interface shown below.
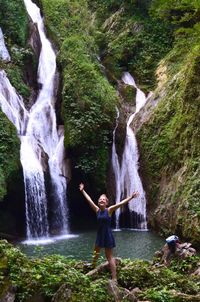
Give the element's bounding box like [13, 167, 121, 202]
[0, 0, 69, 240]
[112, 72, 147, 229]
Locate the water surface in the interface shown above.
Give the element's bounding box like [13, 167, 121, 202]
[19, 229, 164, 261]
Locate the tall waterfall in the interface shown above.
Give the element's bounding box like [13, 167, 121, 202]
[112, 72, 147, 229]
[23, 0, 68, 238]
[0, 0, 69, 240]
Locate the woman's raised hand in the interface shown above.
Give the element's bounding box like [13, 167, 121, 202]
[132, 191, 139, 198]
[79, 183, 84, 192]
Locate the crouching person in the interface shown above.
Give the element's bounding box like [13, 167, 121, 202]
[162, 235, 180, 265]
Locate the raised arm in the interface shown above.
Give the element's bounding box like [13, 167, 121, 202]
[108, 192, 139, 215]
[79, 183, 99, 213]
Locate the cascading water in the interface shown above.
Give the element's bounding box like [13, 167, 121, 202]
[23, 0, 69, 238]
[0, 28, 11, 62]
[0, 71, 28, 134]
[112, 72, 147, 229]
[0, 0, 69, 240]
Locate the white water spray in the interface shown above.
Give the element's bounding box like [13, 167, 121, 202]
[0, 28, 11, 62]
[23, 0, 68, 237]
[0, 0, 69, 239]
[112, 72, 147, 229]
[0, 71, 28, 134]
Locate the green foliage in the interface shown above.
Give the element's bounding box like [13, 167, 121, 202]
[41, 0, 92, 44]
[0, 112, 20, 200]
[90, 0, 173, 90]
[137, 16, 200, 244]
[150, 0, 200, 27]
[118, 258, 199, 301]
[41, 0, 118, 186]
[90, 0, 151, 20]
[0, 241, 199, 301]
[0, 0, 28, 46]
[0, 167, 6, 203]
[118, 259, 159, 288]
[0, 240, 111, 301]
[170, 256, 200, 275]
[120, 85, 136, 104]
[0, 0, 31, 99]
[5, 66, 30, 99]
[144, 288, 174, 302]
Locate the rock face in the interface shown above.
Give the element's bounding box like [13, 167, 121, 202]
[0, 284, 16, 302]
[28, 22, 42, 59]
[88, 1, 200, 246]
[52, 284, 72, 302]
[135, 53, 200, 246]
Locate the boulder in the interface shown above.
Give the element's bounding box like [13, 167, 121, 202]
[52, 284, 72, 302]
[154, 241, 196, 265]
[0, 284, 16, 302]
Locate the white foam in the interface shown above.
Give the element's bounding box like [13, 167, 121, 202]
[22, 234, 79, 245]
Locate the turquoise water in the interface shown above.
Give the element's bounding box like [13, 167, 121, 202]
[18, 229, 164, 261]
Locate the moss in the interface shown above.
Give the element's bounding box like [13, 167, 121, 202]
[40, 0, 118, 187]
[5, 65, 30, 100]
[0, 0, 32, 102]
[91, 1, 174, 91]
[118, 258, 199, 301]
[0, 240, 199, 302]
[120, 85, 136, 104]
[0, 0, 28, 47]
[0, 112, 20, 200]
[137, 23, 200, 244]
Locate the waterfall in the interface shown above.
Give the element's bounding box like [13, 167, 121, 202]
[112, 72, 147, 229]
[0, 28, 11, 62]
[0, 71, 28, 134]
[23, 0, 68, 237]
[0, 0, 69, 240]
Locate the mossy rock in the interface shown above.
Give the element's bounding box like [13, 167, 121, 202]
[137, 24, 200, 245]
[0, 111, 20, 201]
[119, 84, 136, 104]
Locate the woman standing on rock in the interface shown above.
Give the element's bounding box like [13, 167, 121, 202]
[79, 183, 139, 281]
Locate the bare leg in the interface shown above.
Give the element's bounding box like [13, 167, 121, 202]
[92, 246, 101, 268]
[105, 248, 117, 281]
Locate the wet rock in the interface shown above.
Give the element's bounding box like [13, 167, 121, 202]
[155, 241, 197, 265]
[192, 263, 200, 276]
[25, 294, 45, 302]
[107, 280, 138, 302]
[0, 284, 16, 302]
[169, 289, 200, 301]
[177, 243, 196, 258]
[86, 258, 122, 280]
[107, 280, 121, 302]
[131, 287, 142, 296]
[28, 22, 41, 59]
[52, 284, 72, 302]
[122, 288, 137, 302]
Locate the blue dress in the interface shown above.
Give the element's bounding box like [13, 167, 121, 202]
[95, 209, 116, 248]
